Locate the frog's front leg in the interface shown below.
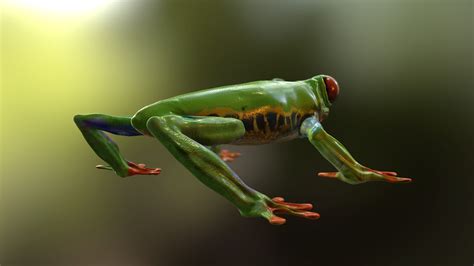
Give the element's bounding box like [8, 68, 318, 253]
[146, 115, 319, 224]
[300, 117, 412, 184]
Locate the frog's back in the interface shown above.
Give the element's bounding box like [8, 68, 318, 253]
[166, 80, 296, 112]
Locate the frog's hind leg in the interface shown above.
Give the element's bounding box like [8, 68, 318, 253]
[74, 114, 160, 177]
[146, 115, 320, 224]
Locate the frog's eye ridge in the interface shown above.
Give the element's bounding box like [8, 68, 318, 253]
[323, 76, 340, 103]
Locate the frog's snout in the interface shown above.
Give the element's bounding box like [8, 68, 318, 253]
[323, 75, 340, 103]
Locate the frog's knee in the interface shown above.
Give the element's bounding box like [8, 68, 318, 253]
[131, 111, 153, 135]
[73, 114, 90, 127]
[73, 114, 84, 125]
[223, 120, 245, 138]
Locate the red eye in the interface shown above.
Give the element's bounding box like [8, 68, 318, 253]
[323, 76, 340, 103]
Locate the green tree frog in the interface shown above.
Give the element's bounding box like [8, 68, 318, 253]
[74, 75, 411, 225]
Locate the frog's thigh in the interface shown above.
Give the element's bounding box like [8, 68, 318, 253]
[163, 115, 245, 146]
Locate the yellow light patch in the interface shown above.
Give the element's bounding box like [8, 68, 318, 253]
[3, 0, 116, 15]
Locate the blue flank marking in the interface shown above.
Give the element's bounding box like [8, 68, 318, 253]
[87, 117, 142, 136]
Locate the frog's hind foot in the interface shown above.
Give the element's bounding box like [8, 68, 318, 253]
[126, 161, 162, 176]
[264, 197, 320, 225]
[96, 161, 161, 176]
[219, 149, 241, 162]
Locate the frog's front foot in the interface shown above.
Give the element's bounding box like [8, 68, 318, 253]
[96, 161, 161, 176]
[219, 149, 241, 162]
[242, 196, 320, 225]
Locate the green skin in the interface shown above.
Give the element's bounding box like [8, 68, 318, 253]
[74, 75, 411, 225]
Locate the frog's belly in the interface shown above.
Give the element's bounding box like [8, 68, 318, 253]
[192, 107, 315, 145]
[231, 129, 300, 145]
[230, 111, 307, 145]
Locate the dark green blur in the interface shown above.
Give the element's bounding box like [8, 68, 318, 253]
[1, 1, 472, 265]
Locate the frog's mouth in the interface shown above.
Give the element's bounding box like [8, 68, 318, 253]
[318, 107, 329, 122]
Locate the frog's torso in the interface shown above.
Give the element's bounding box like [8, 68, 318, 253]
[132, 79, 329, 144]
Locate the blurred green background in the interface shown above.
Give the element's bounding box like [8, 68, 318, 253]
[1, 0, 473, 265]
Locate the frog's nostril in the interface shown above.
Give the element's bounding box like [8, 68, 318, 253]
[323, 76, 340, 103]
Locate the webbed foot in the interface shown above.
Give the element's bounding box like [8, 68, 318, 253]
[219, 149, 241, 162]
[241, 196, 320, 225]
[318, 166, 411, 184]
[266, 197, 320, 225]
[96, 161, 161, 176]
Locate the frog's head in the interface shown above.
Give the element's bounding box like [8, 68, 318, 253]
[307, 75, 340, 121]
